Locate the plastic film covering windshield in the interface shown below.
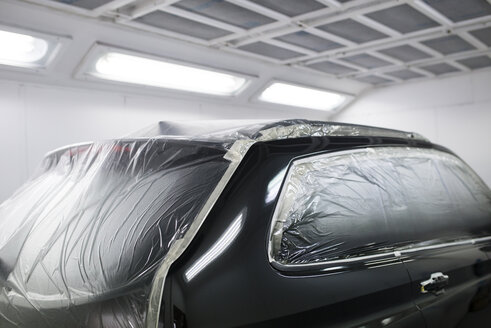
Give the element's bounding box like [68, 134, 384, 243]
[270, 147, 491, 265]
[0, 139, 229, 327]
[0, 119, 427, 328]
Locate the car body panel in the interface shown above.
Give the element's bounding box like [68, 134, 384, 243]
[165, 137, 444, 327]
[402, 241, 491, 327]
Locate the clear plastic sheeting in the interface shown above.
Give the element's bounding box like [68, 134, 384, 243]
[0, 120, 427, 327]
[270, 147, 491, 265]
[126, 119, 427, 143]
[0, 139, 229, 327]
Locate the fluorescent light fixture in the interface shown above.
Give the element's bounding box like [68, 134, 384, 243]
[0, 28, 61, 69]
[89, 51, 249, 96]
[185, 212, 244, 282]
[259, 82, 348, 111]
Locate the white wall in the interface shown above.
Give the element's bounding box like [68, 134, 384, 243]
[334, 69, 491, 187]
[0, 78, 329, 203]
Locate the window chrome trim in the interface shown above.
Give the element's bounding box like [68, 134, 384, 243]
[267, 146, 491, 271]
[272, 236, 491, 271]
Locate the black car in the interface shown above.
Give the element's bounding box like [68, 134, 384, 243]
[0, 119, 490, 328]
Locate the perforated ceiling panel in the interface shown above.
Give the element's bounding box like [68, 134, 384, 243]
[249, 0, 325, 17]
[470, 27, 491, 46]
[37, 0, 491, 87]
[423, 0, 491, 23]
[238, 41, 303, 60]
[356, 75, 393, 85]
[136, 11, 231, 40]
[174, 0, 275, 29]
[365, 4, 439, 34]
[307, 61, 358, 75]
[379, 45, 432, 62]
[420, 63, 459, 75]
[317, 19, 388, 44]
[50, 0, 112, 10]
[457, 56, 491, 70]
[341, 53, 392, 69]
[276, 31, 343, 52]
[386, 69, 425, 80]
[422, 35, 476, 55]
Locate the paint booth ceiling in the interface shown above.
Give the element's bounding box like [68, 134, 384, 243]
[24, 0, 491, 86]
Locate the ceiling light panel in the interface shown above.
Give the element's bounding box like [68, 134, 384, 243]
[82, 46, 250, 96]
[258, 82, 351, 111]
[0, 26, 63, 69]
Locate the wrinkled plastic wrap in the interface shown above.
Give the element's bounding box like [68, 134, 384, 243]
[0, 139, 229, 327]
[0, 120, 428, 327]
[271, 147, 491, 265]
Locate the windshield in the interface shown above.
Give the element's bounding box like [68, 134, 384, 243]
[0, 138, 229, 327]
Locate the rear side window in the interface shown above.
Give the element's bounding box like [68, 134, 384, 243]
[269, 147, 491, 265]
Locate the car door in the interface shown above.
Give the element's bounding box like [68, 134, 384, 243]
[387, 150, 491, 327]
[400, 241, 491, 328]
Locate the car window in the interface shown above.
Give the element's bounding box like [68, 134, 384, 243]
[269, 147, 491, 265]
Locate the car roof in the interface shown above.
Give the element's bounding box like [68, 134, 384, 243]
[44, 119, 428, 160]
[127, 119, 427, 142]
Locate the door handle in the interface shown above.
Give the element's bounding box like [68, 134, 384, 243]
[420, 272, 449, 295]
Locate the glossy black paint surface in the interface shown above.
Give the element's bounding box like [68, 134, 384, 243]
[403, 244, 491, 327]
[162, 136, 491, 327]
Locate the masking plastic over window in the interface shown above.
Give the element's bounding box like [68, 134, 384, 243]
[270, 147, 491, 265]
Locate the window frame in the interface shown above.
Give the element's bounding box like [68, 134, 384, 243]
[267, 146, 491, 273]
